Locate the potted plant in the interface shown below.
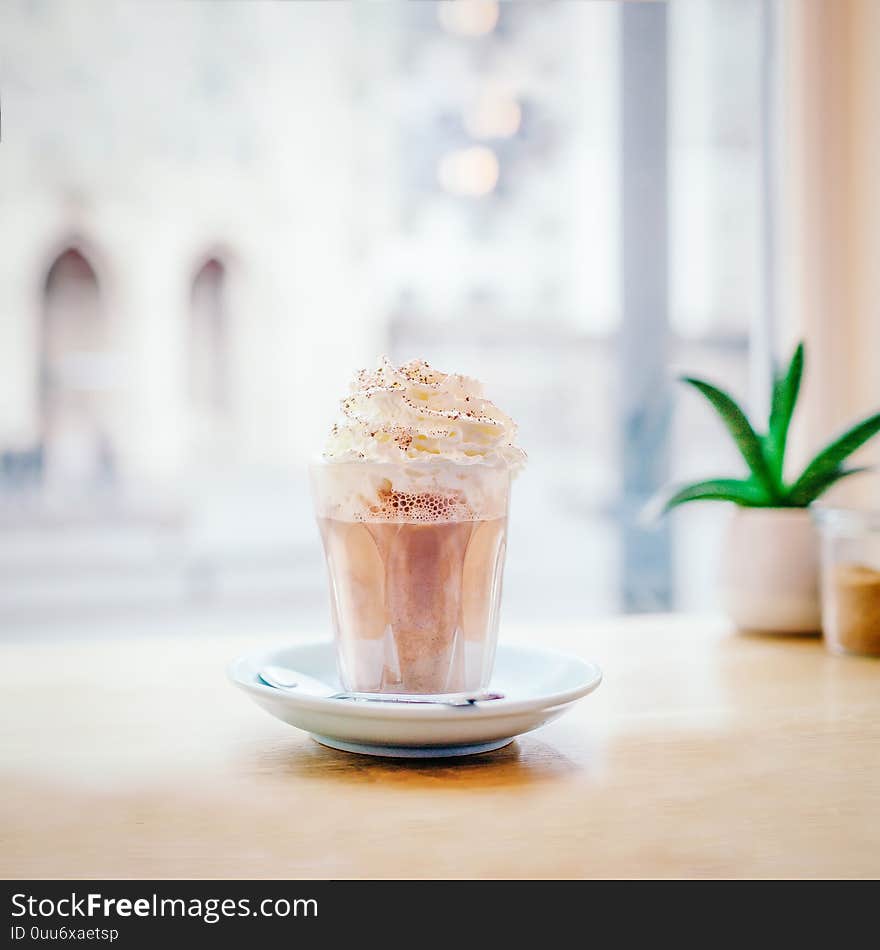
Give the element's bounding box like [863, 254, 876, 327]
[659, 343, 880, 633]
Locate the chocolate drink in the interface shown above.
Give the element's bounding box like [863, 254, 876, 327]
[314, 357, 525, 695]
[318, 514, 507, 693]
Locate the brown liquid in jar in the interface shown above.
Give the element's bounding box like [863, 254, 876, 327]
[826, 563, 880, 656]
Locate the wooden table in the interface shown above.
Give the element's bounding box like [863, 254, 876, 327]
[2, 616, 878, 879]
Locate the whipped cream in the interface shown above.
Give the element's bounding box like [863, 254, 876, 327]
[323, 357, 526, 470]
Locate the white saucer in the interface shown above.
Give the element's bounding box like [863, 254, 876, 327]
[229, 641, 602, 758]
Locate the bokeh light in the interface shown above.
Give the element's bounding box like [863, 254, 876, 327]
[437, 145, 500, 197]
[437, 1, 500, 38]
[463, 91, 522, 140]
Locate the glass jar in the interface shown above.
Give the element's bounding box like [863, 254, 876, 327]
[813, 508, 880, 657]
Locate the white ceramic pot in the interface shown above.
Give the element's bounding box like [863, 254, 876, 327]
[719, 507, 821, 634]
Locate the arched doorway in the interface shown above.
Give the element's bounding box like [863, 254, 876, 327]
[189, 256, 231, 459]
[40, 246, 116, 494]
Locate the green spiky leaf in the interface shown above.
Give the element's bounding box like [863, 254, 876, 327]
[659, 478, 772, 514]
[787, 412, 880, 504]
[766, 342, 804, 482]
[660, 341, 880, 515]
[679, 376, 780, 501]
[785, 466, 872, 507]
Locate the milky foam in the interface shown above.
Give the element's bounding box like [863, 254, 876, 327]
[322, 357, 526, 470]
[311, 460, 511, 524]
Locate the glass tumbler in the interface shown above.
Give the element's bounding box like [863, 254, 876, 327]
[310, 459, 512, 693]
[813, 508, 880, 657]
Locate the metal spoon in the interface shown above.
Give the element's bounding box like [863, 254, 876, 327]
[258, 665, 504, 706]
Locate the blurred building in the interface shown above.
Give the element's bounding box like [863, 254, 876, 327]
[0, 2, 384, 493]
[0, 0, 768, 634]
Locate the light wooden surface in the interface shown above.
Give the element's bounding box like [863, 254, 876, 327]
[1, 615, 878, 879]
